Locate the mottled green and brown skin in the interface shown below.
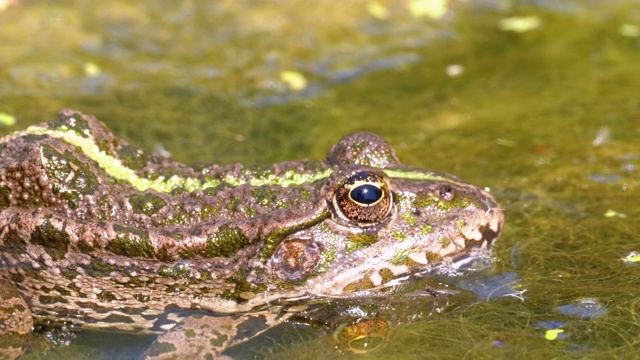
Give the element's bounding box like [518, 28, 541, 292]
[0, 109, 503, 358]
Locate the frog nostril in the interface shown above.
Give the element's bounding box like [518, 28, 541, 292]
[438, 185, 455, 201]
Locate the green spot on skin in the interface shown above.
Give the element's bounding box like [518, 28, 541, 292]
[425, 252, 441, 263]
[77, 239, 95, 254]
[0, 185, 10, 210]
[298, 187, 312, 201]
[172, 263, 192, 279]
[9, 273, 25, 284]
[346, 233, 378, 253]
[439, 238, 451, 247]
[106, 225, 154, 259]
[166, 283, 188, 293]
[97, 290, 117, 302]
[84, 258, 128, 278]
[66, 282, 82, 294]
[3, 229, 27, 255]
[53, 285, 71, 296]
[221, 270, 267, 302]
[343, 276, 375, 293]
[203, 183, 234, 197]
[545, 329, 565, 340]
[49, 112, 92, 137]
[379, 268, 394, 284]
[156, 210, 191, 227]
[205, 226, 249, 258]
[40, 144, 97, 194]
[210, 334, 228, 347]
[124, 277, 147, 288]
[198, 270, 212, 281]
[401, 212, 416, 226]
[420, 224, 433, 234]
[250, 185, 281, 206]
[158, 266, 172, 277]
[413, 193, 470, 213]
[39, 295, 68, 304]
[391, 230, 406, 241]
[60, 268, 78, 280]
[30, 221, 70, 261]
[391, 247, 415, 266]
[40, 143, 98, 208]
[156, 246, 172, 262]
[129, 192, 167, 216]
[314, 245, 337, 275]
[118, 145, 149, 171]
[157, 263, 192, 279]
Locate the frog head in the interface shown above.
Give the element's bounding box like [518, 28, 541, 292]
[267, 132, 503, 295]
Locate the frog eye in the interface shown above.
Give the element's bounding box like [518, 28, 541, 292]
[332, 171, 393, 225]
[438, 184, 456, 201]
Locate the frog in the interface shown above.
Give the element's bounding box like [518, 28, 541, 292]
[0, 109, 503, 358]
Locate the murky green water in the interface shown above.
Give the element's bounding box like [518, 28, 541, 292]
[2, 0, 640, 358]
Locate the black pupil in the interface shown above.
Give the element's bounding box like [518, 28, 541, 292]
[351, 184, 382, 205]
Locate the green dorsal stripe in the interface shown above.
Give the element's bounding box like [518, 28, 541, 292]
[9, 126, 332, 192]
